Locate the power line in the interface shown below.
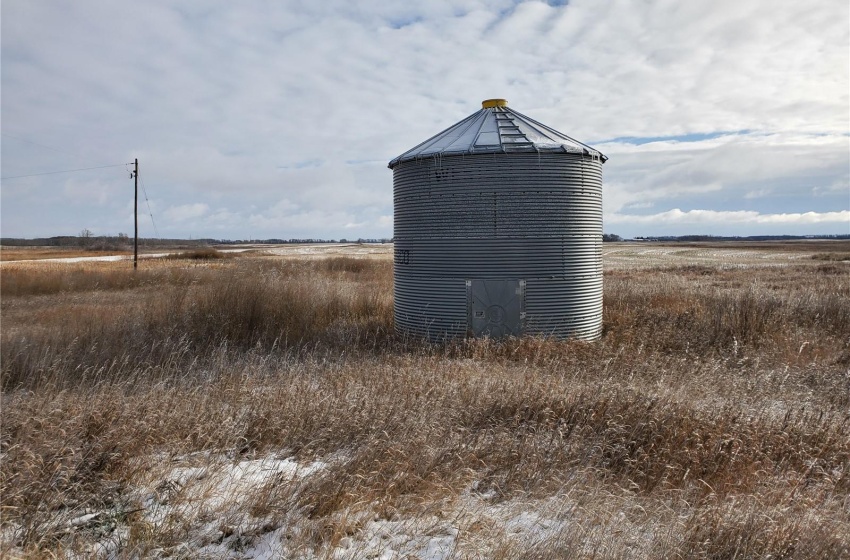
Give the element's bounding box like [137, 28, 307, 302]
[1, 163, 130, 181]
[1, 132, 92, 161]
[138, 172, 160, 238]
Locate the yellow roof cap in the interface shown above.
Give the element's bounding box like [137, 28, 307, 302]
[482, 99, 508, 108]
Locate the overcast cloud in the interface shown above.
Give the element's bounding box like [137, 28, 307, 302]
[2, 0, 848, 239]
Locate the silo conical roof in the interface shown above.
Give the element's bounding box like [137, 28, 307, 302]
[388, 99, 607, 168]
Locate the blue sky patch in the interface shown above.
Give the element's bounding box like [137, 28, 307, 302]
[597, 130, 751, 145]
[387, 16, 422, 29]
[277, 159, 324, 170]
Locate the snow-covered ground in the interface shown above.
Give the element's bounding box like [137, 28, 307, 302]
[601, 245, 811, 269]
[0, 244, 392, 265]
[0, 248, 255, 265]
[4, 452, 630, 559]
[1, 253, 163, 264]
[258, 243, 392, 258]
[1, 242, 824, 268]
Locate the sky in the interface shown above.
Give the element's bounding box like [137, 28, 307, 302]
[2, 0, 848, 240]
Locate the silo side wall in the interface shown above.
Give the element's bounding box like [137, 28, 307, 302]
[525, 276, 602, 339]
[393, 152, 603, 340]
[394, 277, 468, 338]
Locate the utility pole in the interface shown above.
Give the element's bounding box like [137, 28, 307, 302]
[134, 158, 139, 269]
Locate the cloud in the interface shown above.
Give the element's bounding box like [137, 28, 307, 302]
[1, 0, 847, 238]
[61, 178, 116, 206]
[247, 208, 360, 236]
[163, 203, 209, 222]
[814, 175, 850, 197]
[744, 189, 770, 199]
[606, 209, 850, 225]
[623, 202, 654, 210]
[600, 131, 849, 222]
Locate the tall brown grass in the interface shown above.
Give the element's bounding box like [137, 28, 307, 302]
[163, 247, 230, 260]
[1, 254, 848, 558]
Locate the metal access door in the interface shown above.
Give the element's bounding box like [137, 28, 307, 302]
[467, 279, 525, 338]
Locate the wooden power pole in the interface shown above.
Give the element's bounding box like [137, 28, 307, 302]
[134, 158, 139, 269]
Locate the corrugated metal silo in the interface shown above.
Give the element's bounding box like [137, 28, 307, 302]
[388, 99, 607, 340]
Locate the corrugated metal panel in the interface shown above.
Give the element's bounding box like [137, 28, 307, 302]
[526, 278, 603, 339]
[392, 149, 604, 341]
[394, 277, 467, 339]
[394, 278, 603, 340]
[393, 155, 602, 239]
[394, 238, 601, 278]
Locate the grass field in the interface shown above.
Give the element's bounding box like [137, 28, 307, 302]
[1, 242, 849, 558]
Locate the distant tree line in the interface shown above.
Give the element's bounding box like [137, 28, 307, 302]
[3, 233, 847, 248]
[213, 238, 393, 245]
[633, 234, 850, 242]
[0, 234, 210, 249]
[0, 235, 395, 248]
[1, 234, 133, 250]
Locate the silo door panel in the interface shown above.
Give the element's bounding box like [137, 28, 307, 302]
[467, 279, 525, 338]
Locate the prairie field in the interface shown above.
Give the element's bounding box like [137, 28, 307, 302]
[1, 242, 849, 559]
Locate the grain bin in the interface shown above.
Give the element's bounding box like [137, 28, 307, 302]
[388, 99, 607, 340]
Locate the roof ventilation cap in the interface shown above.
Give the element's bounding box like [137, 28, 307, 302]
[482, 98, 508, 108]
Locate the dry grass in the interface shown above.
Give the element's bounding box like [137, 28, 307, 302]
[812, 252, 850, 262]
[1, 249, 849, 558]
[163, 248, 231, 260]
